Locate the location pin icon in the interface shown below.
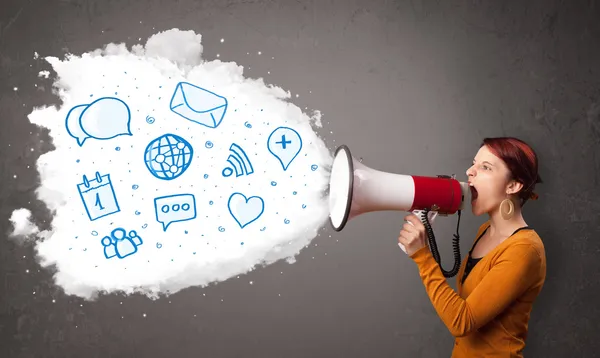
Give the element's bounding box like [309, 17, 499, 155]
[267, 126, 303, 171]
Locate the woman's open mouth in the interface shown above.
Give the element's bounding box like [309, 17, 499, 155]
[470, 185, 478, 202]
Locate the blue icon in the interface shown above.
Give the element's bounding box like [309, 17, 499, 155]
[65, 97, 132, 147]
[102, 228, 143, 259]
[154, 194, 197, 231]
[77, 172, 120, 221]
[267, 127, 302, 171]
[144, 134, 193, 181]
[169, 82, 228, 129]
[228, 192, 264, 229]
[222, 143, 254, 177]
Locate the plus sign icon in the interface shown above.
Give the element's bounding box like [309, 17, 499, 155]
[267, 126, 303, 171]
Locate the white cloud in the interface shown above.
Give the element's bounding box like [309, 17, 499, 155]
[8, 208, 40, 238]
[17, 28, 332, 300]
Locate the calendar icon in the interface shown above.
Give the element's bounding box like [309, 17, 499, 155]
[77, 171, 121, 221]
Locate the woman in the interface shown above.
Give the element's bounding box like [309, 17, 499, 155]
[398, 137, 546, 357]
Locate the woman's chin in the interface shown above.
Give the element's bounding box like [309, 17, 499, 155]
[470, 200, 485, 216]
[471, 209, 485, 216]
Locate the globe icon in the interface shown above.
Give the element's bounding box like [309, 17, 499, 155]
[144, 134, 194, 180]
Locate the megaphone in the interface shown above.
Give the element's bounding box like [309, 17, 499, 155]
[328, 145, 472, 277]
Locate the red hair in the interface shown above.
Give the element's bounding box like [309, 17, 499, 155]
[481, 137, 542, 207]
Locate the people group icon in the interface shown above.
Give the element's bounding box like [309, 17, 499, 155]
[102, 227, 143, 259]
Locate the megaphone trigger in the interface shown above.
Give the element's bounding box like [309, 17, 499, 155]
[413, 209, 439, 225]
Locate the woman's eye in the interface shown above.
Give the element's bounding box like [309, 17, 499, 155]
[471, 163, 490, 171]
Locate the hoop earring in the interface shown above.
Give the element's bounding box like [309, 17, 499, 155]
[500, 196, 514, 220]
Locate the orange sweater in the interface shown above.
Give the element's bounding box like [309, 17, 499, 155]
[409, 220, 546, 357]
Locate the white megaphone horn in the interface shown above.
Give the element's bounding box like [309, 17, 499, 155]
[328, 145, 472, 277]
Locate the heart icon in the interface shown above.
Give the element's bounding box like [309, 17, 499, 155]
[228, 192, 265, 228]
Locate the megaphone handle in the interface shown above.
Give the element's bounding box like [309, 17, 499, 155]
[400, 210, 436, 253]
[398, 242, 408, 254]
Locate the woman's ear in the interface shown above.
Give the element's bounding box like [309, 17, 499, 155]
[506, 180, 524, 195]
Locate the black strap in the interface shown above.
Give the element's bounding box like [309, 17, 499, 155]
[461, 225, 532, 284]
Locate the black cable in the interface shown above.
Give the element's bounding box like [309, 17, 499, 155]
[421, 208, 462, 278]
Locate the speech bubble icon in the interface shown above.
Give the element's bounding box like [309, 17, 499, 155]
[154, 194, 197, 231]
[65, 104, 91, 146]
[79, 97, 132, 141]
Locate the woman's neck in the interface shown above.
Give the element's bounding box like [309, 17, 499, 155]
[487, 207, 528, 238]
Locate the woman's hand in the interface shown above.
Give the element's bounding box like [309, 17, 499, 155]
[398, 213, 428, 256]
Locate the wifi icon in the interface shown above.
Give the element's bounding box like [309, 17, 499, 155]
[222, 143, 254, 177]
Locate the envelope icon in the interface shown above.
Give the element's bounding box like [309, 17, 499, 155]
[169, 82, 228, 128]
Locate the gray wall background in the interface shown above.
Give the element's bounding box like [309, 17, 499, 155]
[1, 0, 599, 357]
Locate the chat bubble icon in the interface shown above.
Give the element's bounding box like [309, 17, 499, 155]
[65, 97, 132, 146]
[154, 194, 197, 231]
[65, 104, 91, 146]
